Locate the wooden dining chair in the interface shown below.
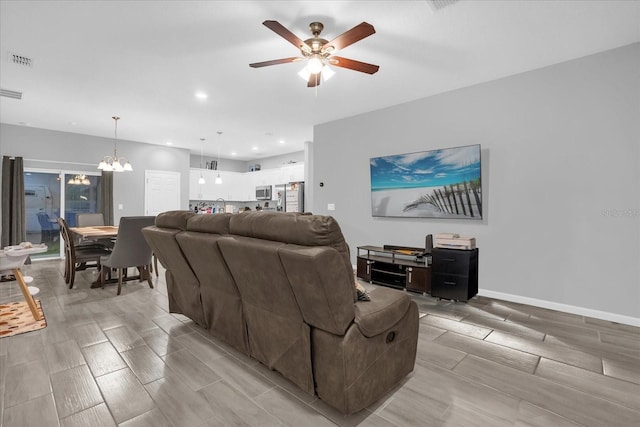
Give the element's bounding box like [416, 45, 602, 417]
[100, 216, 156, 295]
[58, 217, 112, 289]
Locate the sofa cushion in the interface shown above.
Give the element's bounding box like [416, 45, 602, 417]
[217, 235, 314, 394]
[176, 230, 249, 354]
[155, 210, 194, 230]
[229, 212, 357, 302]
[186, 213, 232, 234]
[141, 226, 206, 327]
[354, 287, 411, 338]
[278, 245, 355, 335]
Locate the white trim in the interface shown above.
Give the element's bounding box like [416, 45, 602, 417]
[478, 289, 640, 328]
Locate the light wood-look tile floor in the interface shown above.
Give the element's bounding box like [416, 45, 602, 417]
[1, 260, 639, 426]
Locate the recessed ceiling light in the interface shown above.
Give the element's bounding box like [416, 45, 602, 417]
[195, 92, 208, 99]
[166, 141, 173, 146]
[252, 146, 258, 151]
[279, 140, 285, 144]
[231, 152, 237, 156]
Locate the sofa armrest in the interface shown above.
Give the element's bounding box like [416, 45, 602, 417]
[354, 287, 411, 337]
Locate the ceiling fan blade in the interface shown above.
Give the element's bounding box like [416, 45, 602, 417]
[325, 22, 376, 52]
[307, 73, 321, 88]
[249, 57, 300, 68]
[263, 20, 306, 49]
[329, 56, 380, 74]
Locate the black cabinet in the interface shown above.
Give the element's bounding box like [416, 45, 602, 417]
[431, 248, 478, 301]
[356, 246, 431, 294]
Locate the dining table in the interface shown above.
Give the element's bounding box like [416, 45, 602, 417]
[68, 225, 157, 289]
[69, 225, 119, 241]
[69, 225, 120, 288]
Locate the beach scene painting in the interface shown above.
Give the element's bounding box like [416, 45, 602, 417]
[370, 144, 482, 219]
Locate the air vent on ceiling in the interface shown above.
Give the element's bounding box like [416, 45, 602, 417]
[0, 88, 23, 99]
[9, 52, 33, 67]
[425, 0, 459, 12]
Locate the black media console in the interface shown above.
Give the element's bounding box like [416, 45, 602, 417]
[357, 245, 479, 301]
[356, 246, 431, 294]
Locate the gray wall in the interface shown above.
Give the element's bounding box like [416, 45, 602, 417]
[1, 124, 191, 222]
[312, 43, 640, 324]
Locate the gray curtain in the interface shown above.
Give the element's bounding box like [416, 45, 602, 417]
[1, 156, 26, 247]
[98, 171, 114, 226]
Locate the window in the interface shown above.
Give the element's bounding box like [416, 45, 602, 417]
[24, 169, 101, 259]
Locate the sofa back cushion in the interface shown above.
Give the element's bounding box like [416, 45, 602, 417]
[185, 212, 232, 234]
[155, 210, 194, 230]
[278, 244, 355, 335]
[229, 212, 357, 301]
[176, 229, 249, 354]
[142, 224, 206, 327]
[217, 235, 314, 394]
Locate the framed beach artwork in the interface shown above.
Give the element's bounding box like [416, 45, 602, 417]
[370, 144, 482, 219]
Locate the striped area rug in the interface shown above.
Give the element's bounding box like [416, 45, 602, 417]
[0, 300, 46, 338]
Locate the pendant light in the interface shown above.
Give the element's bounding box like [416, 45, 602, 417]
[215, 132, 222, 184]
[198, 138, 206, 185]
[97, 116, 132, 172]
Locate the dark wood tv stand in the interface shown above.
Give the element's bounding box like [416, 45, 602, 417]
[356, 246, 431, 294]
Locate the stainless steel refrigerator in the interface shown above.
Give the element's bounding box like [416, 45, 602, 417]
[275, 182, 304, 212]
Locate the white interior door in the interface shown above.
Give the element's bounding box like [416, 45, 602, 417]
[144, 170, 181, 216]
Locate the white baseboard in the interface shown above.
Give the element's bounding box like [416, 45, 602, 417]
[478, 289, 640, 328]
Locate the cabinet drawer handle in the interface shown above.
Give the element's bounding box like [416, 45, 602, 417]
[407, 271, 412, 282]
[444, 258, 456, 262]
[444, 281, 456, 286]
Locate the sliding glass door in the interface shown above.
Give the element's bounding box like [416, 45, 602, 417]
[24, 169, 101, 259]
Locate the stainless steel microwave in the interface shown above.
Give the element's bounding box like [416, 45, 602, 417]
[256, 185, 272, 200]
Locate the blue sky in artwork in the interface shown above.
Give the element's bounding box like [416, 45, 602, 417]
[370, 145, 481, 191]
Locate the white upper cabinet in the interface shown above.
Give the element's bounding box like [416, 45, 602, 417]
[189, 163, 304, 201]
[279, 163, 304, 183]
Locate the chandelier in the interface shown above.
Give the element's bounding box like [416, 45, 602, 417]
[67, 174, 91, 185]
[98, 116, 133, 172]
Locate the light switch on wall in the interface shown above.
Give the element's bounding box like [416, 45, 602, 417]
[118, 204, 123, 210]
[328, 203, 335, 211]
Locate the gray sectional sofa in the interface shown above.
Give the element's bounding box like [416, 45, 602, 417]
[142, 210, 419, 414]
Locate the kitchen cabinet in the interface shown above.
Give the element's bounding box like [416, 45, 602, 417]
[189, 163, 305, 202]
[190, 169, 217, 200]
[190, 169, 243, 201]
[279, 163, 304, 183]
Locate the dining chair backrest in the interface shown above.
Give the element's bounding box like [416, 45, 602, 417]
[58, 217, 80, 257]
[58, 217, 71, 251]
[76, 213, 105, 227]
[103, 216, 156, 269]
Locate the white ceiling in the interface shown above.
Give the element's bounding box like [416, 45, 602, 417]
[1, 0, 639, 160]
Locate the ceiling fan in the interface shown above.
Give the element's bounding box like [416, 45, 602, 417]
[249, 20, 380, 87]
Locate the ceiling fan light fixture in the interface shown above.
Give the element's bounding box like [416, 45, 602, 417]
[298, 67, 311, 81]
[322, 65, 335, 81]
[307, 55, 324, 74]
